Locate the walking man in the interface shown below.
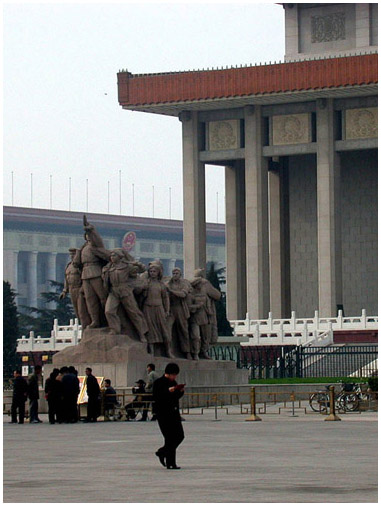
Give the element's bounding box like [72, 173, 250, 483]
[153, 363, 185, 469]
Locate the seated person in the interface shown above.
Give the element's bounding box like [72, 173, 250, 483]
[125, 380, 148, 421]
[104, 379, 120, 419]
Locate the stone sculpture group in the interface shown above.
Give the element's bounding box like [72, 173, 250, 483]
[60, 216, 221, 360]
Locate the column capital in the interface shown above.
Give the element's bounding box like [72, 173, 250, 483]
[244, 105, 255, 116]
[178, 111, 192, 122]
[316, 98, 327, 110]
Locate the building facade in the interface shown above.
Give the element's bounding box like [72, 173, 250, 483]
[117, 3, 378, 320]
[3, 206, 225, 309]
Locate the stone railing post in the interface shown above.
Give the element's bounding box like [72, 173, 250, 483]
[73, 318, 79, 345]
[328, 322, 333, 344]
[337, 310, 343, 329]
[291, 311, 296, 330]
[255, 323, 260, 345]
[303, 322, 308, 343]
[314, 310, 319, 330]
[51, 329, 56, 350]
[361, 309, 367, 328]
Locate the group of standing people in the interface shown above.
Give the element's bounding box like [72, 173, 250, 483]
[10, 365, 44, 424]
[45, 366, 101, 424]
[61, 215, 221, 360]
[10, 365, 101, 425]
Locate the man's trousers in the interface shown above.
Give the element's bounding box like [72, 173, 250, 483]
[157, 413, 184, 467]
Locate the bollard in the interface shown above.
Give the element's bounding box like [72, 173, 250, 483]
[324, 386, 341, 421]
[212, 394, 221, 422]
[245, 387, 262, 422]
[289, 392, 298, 417]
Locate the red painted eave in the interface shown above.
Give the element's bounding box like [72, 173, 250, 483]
[118, 54, 378, 107]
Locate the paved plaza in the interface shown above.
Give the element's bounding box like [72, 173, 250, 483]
[3, 409, 378, 503]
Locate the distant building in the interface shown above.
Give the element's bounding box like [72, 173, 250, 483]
[3, 206, 225, 310]
[118, 3, 378, 320]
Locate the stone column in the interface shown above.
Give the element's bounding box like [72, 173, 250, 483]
[244, 106, 270, 319]
[181, 111, 206, 280]
[46, 252, 57, 309]
[355, 4, 370, 48]
[27, 251, 38, 308]
[284, 4, 299, 59]
[225, 163, 246, 320]
[268, 167, 283, 318]
[316, 98, 342, 317]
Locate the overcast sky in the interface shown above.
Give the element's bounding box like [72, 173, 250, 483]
[3, 1, 285, 223]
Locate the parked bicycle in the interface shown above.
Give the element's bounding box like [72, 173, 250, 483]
[309, 383, 360, 413]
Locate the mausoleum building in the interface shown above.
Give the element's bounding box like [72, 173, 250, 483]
[117, 3, 378, 320]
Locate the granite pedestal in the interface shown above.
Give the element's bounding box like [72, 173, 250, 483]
[50, 328, 247, 387]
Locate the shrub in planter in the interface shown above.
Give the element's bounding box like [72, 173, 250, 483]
[368, 375, 378, 392]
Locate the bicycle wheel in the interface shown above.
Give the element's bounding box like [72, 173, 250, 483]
[309, 392, 328, 413]
[342, 393, 359, 412]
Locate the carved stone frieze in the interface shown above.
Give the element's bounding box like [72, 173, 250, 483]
[208, 120, 239, 151]
[311, 12, 345, 43]
[272, 113, 311, 146]
[345, 108, 378, 140]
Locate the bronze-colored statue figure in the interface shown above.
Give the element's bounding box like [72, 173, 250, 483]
[166, 268, 192, 360]
[188, 276, 212, 359]
[60, 248, 91, 330]
[102, 249, 148, 340]
[194, 268, 221, 345]
[141, 263, 174, 358]
[73, 216, 110, 328]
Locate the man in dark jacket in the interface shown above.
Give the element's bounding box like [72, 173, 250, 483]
[60, 366, 80, 423]
[27, 365, 42, 423]
[44, 368, 63, 424]
[104, 379, 120, 420]
[85, 367, 100, 422]
[153, 363, 185, 469]
[10, 369, 28, 424]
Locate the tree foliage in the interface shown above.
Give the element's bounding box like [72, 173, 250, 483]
[3, 281, 20, 378]
[206, 262, 233, 336]
[18, 280, 75, 338]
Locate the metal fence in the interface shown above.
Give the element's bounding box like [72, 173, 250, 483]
[210, 344, 378, 379]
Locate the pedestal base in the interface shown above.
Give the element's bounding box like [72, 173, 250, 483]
[51, 328, 247, 387]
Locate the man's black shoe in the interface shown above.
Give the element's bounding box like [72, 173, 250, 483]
[167, 465, 181, 470]
[155, 451, 166, 467]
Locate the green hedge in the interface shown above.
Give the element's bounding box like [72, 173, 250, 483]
[368, 376, 378, 392]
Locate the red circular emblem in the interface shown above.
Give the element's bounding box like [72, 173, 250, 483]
[122, 231, 136, 252]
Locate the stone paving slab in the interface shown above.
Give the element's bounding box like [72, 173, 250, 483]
[3, 411, 378, 503]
